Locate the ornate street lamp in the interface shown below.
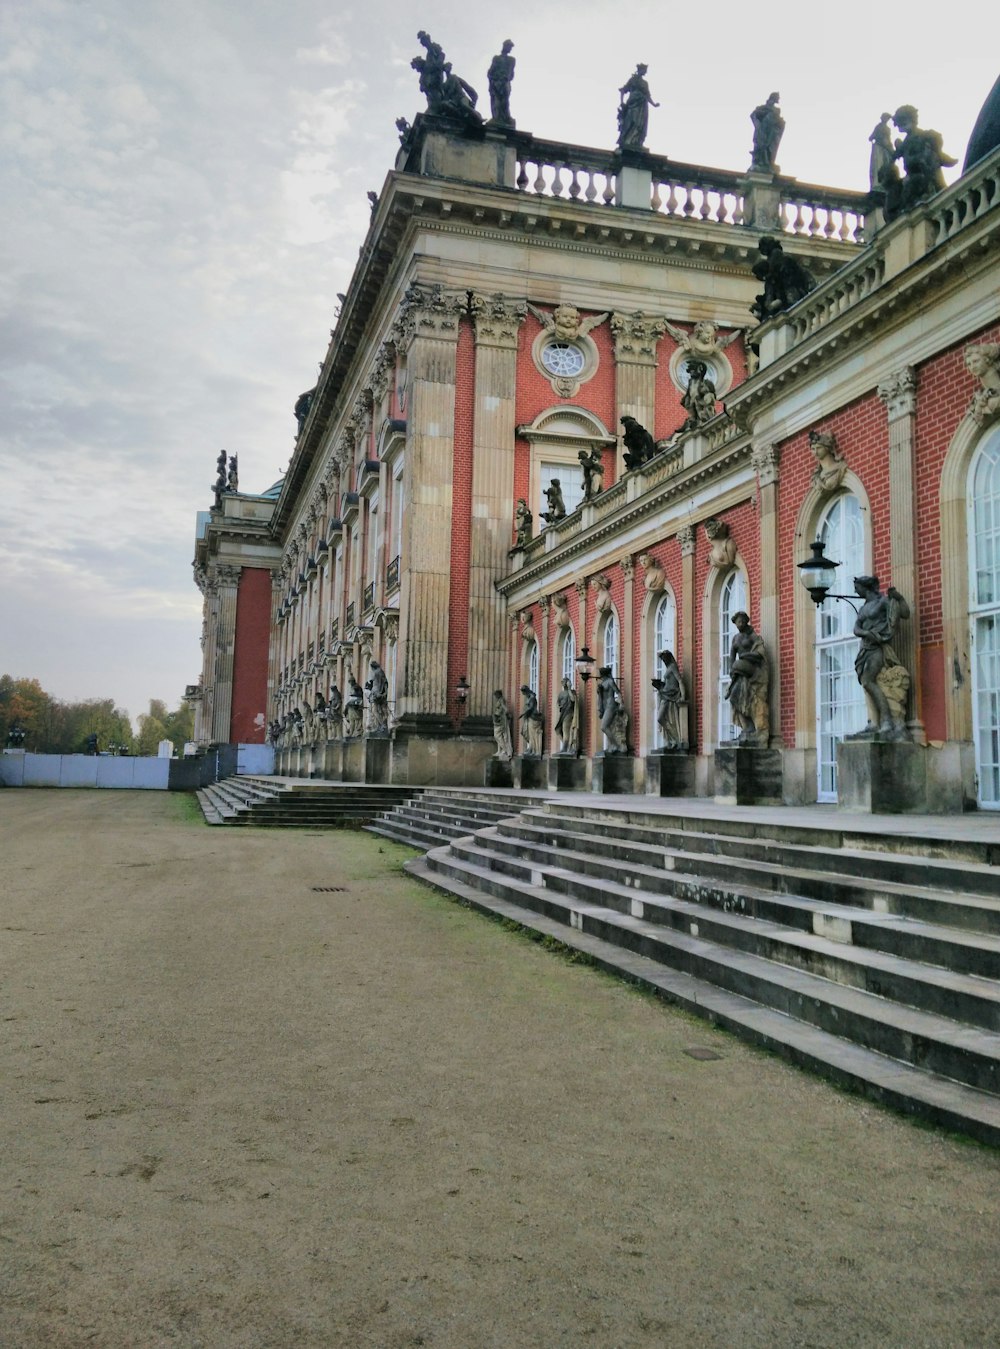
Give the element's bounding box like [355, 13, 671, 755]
[455, 675, 470, 705]
[797, 539, 861, 611]
[574, 646, 596, 682]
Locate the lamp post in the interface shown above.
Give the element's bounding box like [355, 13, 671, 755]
[454, 675, 470, 728]
[574, 646, 595, 756]
[797, 539, 859, 611]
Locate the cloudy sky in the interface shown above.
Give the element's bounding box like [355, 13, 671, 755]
[1, 0, 993, 723]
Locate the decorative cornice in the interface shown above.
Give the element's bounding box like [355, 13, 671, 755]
[750, 440, 780, 487]
[470, 292, 527, 350]
[611, 310, 667, 365]
[877, 366, 917, 420]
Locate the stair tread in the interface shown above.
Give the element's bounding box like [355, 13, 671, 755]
[409, 853, 1000, 1136]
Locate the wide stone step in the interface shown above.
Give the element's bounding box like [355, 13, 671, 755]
[501, 818, 1000, 943]
[426, 842, 1000, 1096]
[524, 808, 1000, 901]
[366, 820, 459, 850]
[408, 850, 1000, 1147]
[538, 802, 1000, 871]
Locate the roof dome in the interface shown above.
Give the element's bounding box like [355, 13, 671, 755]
[965, 72, 1000, 171]
[260, 478, 284, 500]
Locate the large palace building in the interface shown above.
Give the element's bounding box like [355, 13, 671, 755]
[192, 74, 1000, 813]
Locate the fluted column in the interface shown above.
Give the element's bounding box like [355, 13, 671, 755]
[211, 565, 241, 742]
[611, 311, 666, 433]
[538, 595, 551, 745]
[678, 525, 697, 749]
[468, 293, 527, 715]
[877, 366, 924, 742]
[752, 442, 783, 746]
[392, 284, 465, 720]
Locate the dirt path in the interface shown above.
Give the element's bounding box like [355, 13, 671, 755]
[2, 790, 1000, 1347]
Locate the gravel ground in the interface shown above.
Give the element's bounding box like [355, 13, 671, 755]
[3, 788, 1000, 1348]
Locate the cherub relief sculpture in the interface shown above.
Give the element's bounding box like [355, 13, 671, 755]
[704, 518, 737, 569]
[638, 552, 665, 592]
[809, 429, 848, 493]
[527, 302, 609, 343]
[664, 319, 742, 362]
[966, 344, 1000, 423]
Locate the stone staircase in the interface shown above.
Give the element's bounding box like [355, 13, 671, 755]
[403, 797, 1000, 1145]
[366, 788, 548, 850]
[196, 776, 422, 827]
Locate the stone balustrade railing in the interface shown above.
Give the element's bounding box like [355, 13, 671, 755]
[783, 255, 886, 346]
[926, 148, 1000, 246]
[511, 136, 868, 242]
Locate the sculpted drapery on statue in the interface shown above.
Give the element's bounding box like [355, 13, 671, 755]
[879, 105, 957, 221]
[492, 690, 514, 761]
[849, 576, 911, 739]
[487, 40, 515, 126]
[554, 678, 579, 754]
[578, 447, 604, 501]
[596, 667, 628, 753]
[617, 64, 658, 151]
[750, 92, 784, 172]
[519, 685, 544, 756]
[749, 237, 816, 321]
[652, 650, 686, 749]
[366, 660, 389, 733]
[726, 612, 770, 745]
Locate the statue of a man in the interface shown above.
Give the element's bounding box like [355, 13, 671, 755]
[578, 447, 604, 500]
[617, 64, 658, 151]
[438, 62, 482, 129]
[511, 498, 533, 551]
[413, 30, 446, 112]
[621, 415, 656, 471]
[492, 690, 513, 761]
[652, 650, 685, 749]
[886, 105, 956, 218]
[519, 685, 544, 756]
[596, 666, 628, 753]
[487, 40, 515, 126]
[326, 685, 343, 740]
[750, 92, 784, 172]
[725, 612, 769, 745]
[554, 677, 579, 754]
[366, 659, 389, 733]
[851, 576, 911, 738]
[541, 479, 566, 524]
[750, 236, 816, 321]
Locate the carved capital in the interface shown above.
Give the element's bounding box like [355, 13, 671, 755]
[678, 524, 696, 557]
[611, 310, 667, 365]
[574, 578, 589, 597]
[470, 292, 527, 350]
[538, 594, 551, 614]
[383, 614, 399, 644]
[751, 440, 780, 487]
[392, 282, 466, 351]
[216, 564, 241, 587]
[620, 555, 635, 583]
[878, 366, 917, 420]
[370, 342, 395, 403]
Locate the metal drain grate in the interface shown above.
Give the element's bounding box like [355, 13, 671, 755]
[311, 885, 347, 893]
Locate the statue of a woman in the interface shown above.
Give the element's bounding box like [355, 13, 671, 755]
[617, 64, 658, 151]
[492, 690, 513, 761]
[519, 685, 544, 756]
[725, 612, 769, 744]
[554, 677, 579, 754]
[596, 666, 628, 753]
[652, 650, 685, 749]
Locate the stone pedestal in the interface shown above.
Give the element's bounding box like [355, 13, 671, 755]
[592, 754, 638, 794]
[364, 737, 391, 784]
[547, 754, 589, 792]
[341, 738, 364, 783]
[513, 756, 546, 790]
[645, 751, 696, 797]
[387, 729, 496, 787]
[836, 739, 964, 814]
[714, 746, 782, 805]
[484, 758, 514, 788]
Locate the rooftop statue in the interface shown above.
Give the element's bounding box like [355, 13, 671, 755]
[227, 454, 239, 494]
[412, 30, 446, 113]
[749, 236, 816, 321]
[750, 92, 784, 172]
[212, 449, 228, 508]
[487, 40, 516, 127]
[578, 447, 604, 501]
[621, 414, 656, 471]
[880, 105, 957, 221]
[849, 576, 911, 739]
[439, 62, 483, 128]
[294, 388, 315, 436]
[679, 360, 719, 431]
[617, 64, 658, 151]
[510, 498, 533, 553]
[725, 611, 769, 746]
[868, 113, 894, 193]
[541, 479, 566, 524]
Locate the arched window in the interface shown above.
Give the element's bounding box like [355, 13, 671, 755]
[651, 591, 677, 749]
[602, 612, 619, 679]
[718, 570, 747, 744]
[971, 428, 1000, 807]
[561, 626, 576, 684]
[527, 640, 539, 693]
[815, 493, 866, 800]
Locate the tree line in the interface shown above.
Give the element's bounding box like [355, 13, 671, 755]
[0, 676, 194, 756]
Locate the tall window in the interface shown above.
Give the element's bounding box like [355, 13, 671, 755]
[602, 612, 619, 678]
[718, 570, 747, 745]
[539, 460, 585, 517]
[652, 591, 677, 749]
[366, 493, 379, 589]
[561, 626, 576, 684]
[971, 429, 1000, 807]
[527, 640, 540, 693]
[815, 494, 866, 800]
[389, 460, 404, 582]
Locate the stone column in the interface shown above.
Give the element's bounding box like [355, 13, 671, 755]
[468, 293, 527, 718]
[538, 595, 551, 747]
[611, 311, 666, 434]
[877, 366, 924, 743]
[391, 284, 465, 722]
[751, 441, 783, 747]
[621, 555, 636, 739]
[575, 577, 591, 755]
[678, 525, 697, 749]
[211, 565, 241, 743]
